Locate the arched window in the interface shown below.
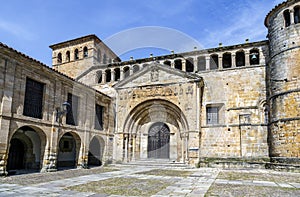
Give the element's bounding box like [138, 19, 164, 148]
[250, 49, 260, 65]
[83, 47, 88, 58]
[210, 54, 218, 70]
[186, 58, 194, 72]
[264, 106, 269, 124]
[123, 66, 130, 78]
[174, 59, 182, 70]
[284, 9, 291, 27]
[97, 50, 101, 61]
[74, 49, 79, 60]
[133, 65, 139, 73]
[164, 60, 171, 66]
[222, 53, 232, 68]
[97, 71, 102, 83]
[197, 56, 206, 71]
[103, 54, 107, 64]
[114, 68, 120, 81]
[66, 51, 70, 62]
[236, 51, 245, 67]
[57, 53, 62, 63]
[105, 69, 111, 83]
[294, 6, 300, 24]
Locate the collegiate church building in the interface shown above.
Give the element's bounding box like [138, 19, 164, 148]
[0, 0, 299, 175]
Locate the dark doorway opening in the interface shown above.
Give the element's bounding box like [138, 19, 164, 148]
[7, 139, 25, 171]
[148, 122, 170, 159]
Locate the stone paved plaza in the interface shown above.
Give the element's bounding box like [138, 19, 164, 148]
[0, 162, 299, 197]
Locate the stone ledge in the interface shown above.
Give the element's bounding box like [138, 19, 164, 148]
[197, 157, 300, 172]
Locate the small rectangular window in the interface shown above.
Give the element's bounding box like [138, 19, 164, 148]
[239, 114, 251, 125]
[66, 93, 79, 125]
[23, 78, 44, 119]
[206, 106, 219, 125]
[95, 104, 104, 130]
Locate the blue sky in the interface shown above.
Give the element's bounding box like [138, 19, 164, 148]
[0, 0, 283, 66]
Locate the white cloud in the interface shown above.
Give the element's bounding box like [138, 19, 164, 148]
[104, 26, 203, 56]
[201, 1, 271, 47]
[144, 0, 195, 18]
[0, 19, 35, 40]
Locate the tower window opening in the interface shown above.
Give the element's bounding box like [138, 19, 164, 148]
[103, 54, 107, 64]
[174, 59, 182, 70]
[57, 53, 62, 63]
[164, 60, 171, 66]
[97, 50, 101, 61]
[123, 66, 130, 78]
[236, 51, 245, 67]
[133, 65, 139, 73]
[294, 6, 300, 24]
[114, 68, 120, 81]
[97, 71, 102, 83]
[74, 49, 79, 60]
[197, 56, 206, 71]
[210, 54, 218, 70]
[105, 69, 111, 83]
[250, 49, 260, 65]
[186, 58, 194, 72]
[284, 9, 291, 27]
[222, 53, 232, 68]
[83, 47, 88, 58]
[66, 51, 70, 62]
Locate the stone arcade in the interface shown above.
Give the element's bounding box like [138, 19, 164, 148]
[0, 0, 299, 175]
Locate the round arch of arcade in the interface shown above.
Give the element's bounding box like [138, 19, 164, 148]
[122, 99, 189, 163]
[57, 131, 106, 169]
[6, 125, 47, 174]
[57, 131, 82, 169]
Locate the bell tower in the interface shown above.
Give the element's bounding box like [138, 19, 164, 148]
[265, 0, 300, 167]
[49, 34, 120, 79]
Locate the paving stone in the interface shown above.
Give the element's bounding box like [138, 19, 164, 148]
[276, 183, 294, 188]
[2, 164, 300, 196]
[289, 183, 300, 188]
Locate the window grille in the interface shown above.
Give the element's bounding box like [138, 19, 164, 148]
[23, 78, 44, 119]
[207, 107, 219, 125]
[66, 93, 79, 125]
[95, 104, 104, 130]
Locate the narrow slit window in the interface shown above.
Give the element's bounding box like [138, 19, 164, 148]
[284, 9, 291, 27]
[74, 49, 79, 60]
[294, 6, 300, 24]
[83, 47, 88, 58]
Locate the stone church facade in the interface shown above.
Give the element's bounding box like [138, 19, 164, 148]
[0, 0, 299, 175]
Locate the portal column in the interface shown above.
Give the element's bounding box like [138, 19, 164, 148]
[193, 57, 197, 72]
[124, 134, 128, 162]
[245, 51, 250, 66]
[205, 55, 210, 70]
[218, 55, 223, 69]
[111, 69, 115, 82]
[290, 10, 295, 25]
[182, 60, 186, 72]
[102, 72, 106, 84]
[132, 134, 136, 161]
[231, 54, 236, 68]
[120, 68, 124, 80]
[171, 60, 175, 69]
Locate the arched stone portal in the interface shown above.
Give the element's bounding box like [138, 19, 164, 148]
[7, 126, 46, 174]
[148, 122, 170, 158]
[57, 132, 81, 169]
[121, 99, 189, 163]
